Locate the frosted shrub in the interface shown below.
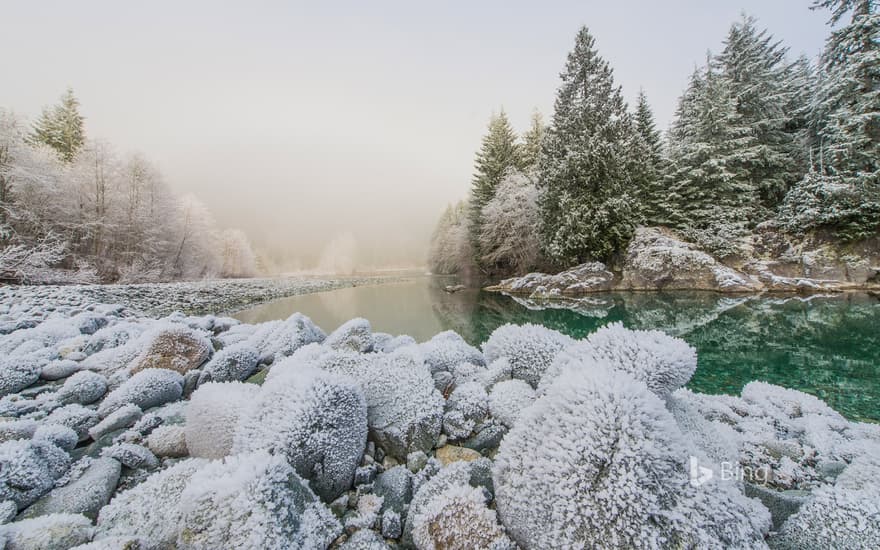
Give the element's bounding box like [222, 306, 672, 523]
[541, 322, 697, 398]
[442, 382, 488, 440]
[411, 484, 512, 550]
[233, 365, 367, 502]
[493, 365, 770, 549]
[482, 324, 574, 388]
[97, 368, 184, 417]
[177, 451, 341, 550]
[197, 342, 259, 383]
[419, 331, 485, 375]
[488, 379, 536, 429]
[185, 382, 259, 459]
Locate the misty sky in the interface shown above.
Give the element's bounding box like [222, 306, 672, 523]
[1, 1, 830, 270]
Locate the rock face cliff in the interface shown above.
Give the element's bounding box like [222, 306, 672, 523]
[486, 227, 880, 296]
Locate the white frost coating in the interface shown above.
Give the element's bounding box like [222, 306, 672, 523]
[419, 331, 485, 374]
[198, 342, 259, 383]
[488, 379, 536, 429]
[345, 493, 383, 530]
[88, 404, 142, 441]
[773, 456, 880, 548]
[482, 323, 575, 388]
[245, 313, 325, 361]
[373, 334, 416, 353]
[80, 335, 150, 377]
[339, 529, 390, 549]
[95, 458, 208, 546]
[185, 382, 259, 459]
[146, 425, 188, 458]
[55, 371, 108, 405]
[177, 451, 341, 550]
[233, 365, 367, 502]
[493, 365, 770, 549]
[129, 324, 213, 375]
[411, 484, 512, 550]
[476, 357, 512, 391]
[0, 353, 43, 397]
[403, 461, 473, 543]
[0, 317, 80, 355]
[541, 322, 697, 398]
[666, 390, 740, 466]
[46, 404, 100, 441]
[70, 536, 147, 549]
[443, 382, 488, 440]
[97, 368, 184, 417]
[0, 439, 71, 510]
[33, 424, 79, 452]
[324, 317, 373, 352]
[102, 443, 159, 470]
[83, 321, 148, 355]
[0, 513, 94, 550]
[0, 420, 39, 442]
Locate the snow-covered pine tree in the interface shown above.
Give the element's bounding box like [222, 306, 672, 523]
[633, 90, 665, 224]
[29, 88, 85, 163]
[468, 110, 520, 266]
[519, 110, 545, 173]
[537, 26, 642, 265]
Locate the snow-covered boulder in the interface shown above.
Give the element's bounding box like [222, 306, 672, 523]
[0, 420, 39, 443]
[340, 529, 391, 549]
[40, 360, 80, 382]
[245, 313, 326, 362]
[324, 317, 373, 353]
[129, 325, 212, 376]
[233, 365, 367, 502]
[488, 379, 536, 429]
[102, 443, 158, 470]
[19, 457, 121, 520]
[419, 331, 485, 375]
[55, 371, 108, 406]
[373, 334, 416, 354]
[0, 513, 94, 550]
[146, 425, 188, 458]
[32, 424, 79, 452]
[97, 368, 184, 418]
[185, 382, 258, 459]
[0, 354, 43, 397]
[46, 404, 100, 442]
[177, 451, 341, 550]
[482, 324, 574, 388]
[70, 536, 147, 550]
[88, 404, 141, 441]
[196, 342, 258, 383]
[493, 365, 770, 549]
[442, 382, 488, 440]
[411, 484, 512, 550]
[540, 322, 697, 399]
[0, 439, 71, 510]
[486, 262, 616, 297]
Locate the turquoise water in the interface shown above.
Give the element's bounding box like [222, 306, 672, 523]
[234, 277, 880, 422]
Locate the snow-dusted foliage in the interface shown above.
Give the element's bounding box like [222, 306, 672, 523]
[95, 458, 208, 546]
[0, 513, 94, 550]
[324, 317, 373, 353]
[420, 331, 485, 375]
[45, 404, 100, 442]
[488, 379, 536, 429]
[233, 365, 367, 501]
[411, 484, 512, 550]
[477, 172, 544, 275]
[55, 371, 108, 405]
[197, 342, 259, 383]
[0, 439, 70, 510]
[177, 451, 341, 550]
[493, 365, 770, 549]
[482, 324, 575, 388]
[97, 368, 184, 417]
[129, 325, 212, 375]
[541, 322, 697, 399]
[185, 382, 259, 459]
[443, 382, 489, 440]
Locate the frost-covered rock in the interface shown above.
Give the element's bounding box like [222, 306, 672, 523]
[0, 513, 94, 550]
[419, 331, 485, 375]
[541, 322, 697, 399]
[493, 365, 770, 549]
[102, 443, 159, 470]
[443, 382, 488, 440]
[19, 457, 121, 520]
[0, 439, 71, 510]
[0, 420, 39, 443]
[129, 325, 212, 375]
[373, 334, 416, 354]
[373, 465, 414, 519]
[97, 368, 184, 418]
[146, 425, 188, 458]
[70, 536, 147, 550]
[40, 360, 80, 381]
[482, 324, 574, 388]
[486, 262, 615, 297]
[340, 529, 391, 549]
[196, 342, 258, 383]
[177, 451, 341, 550]
[245, 313, 326, 362]
[233, 365, 367, 502]
[324, 318, 373, 353]
[411, 484, 512, 550]
[95, 458, 208, 546]
[185, 382, 259, 459]
[33, 424, 79, 452]
[0, 354, 43, 397]
[88, 404, 142, 441]
[0, 500, 15, 524]
[46, 404, 100, 442]
[488, 379, 536, 429]
[55, 371, 108, 405]
[345, 493, 383, 530]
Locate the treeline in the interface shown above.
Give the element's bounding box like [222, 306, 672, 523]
[430, 0, 880, 278]
[0, 90, 258, 284]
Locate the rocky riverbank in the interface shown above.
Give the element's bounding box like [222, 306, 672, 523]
[0, 292, 878, 548]
[486, 227, 880, 297]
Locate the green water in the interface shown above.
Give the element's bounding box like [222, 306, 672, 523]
[233, 277, 880, 422]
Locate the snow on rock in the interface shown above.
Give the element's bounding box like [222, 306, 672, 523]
[0, 513, 94, 550]
[419, 331, 485, 375]
[482, 324, 575, 388]
[0, 439, 71, 510]
[493, 365, 770, 549]
[244, 313, 325, 362]
[32, 424, 79, 452]
[324, 317, 373, 353]
[0, 354, 43, 397]
[145, 425, 188, 458]
[40, 360, 80, 381]
[185, 382, 258, 459]
[95, 458, 208, 546]
[55, 371, 108, 406]
[442, 382, 488, 440]
[82, 321, 147, 355]
[486, 262, 616, 297]
[411, 484, 512, 550]
[197, 342, 259, 383]
[0, 420, 39, 443]
[177, 451, 341, 550]
[70, 536, 147, 549]
[540, 322, 697, 399]
[488, 379, 536, 429]
[339, 529, 391, 549]
[233, 365, 367, 502]
[128, 325, 212, 376]
[372, 334, 416, 353]
[46, 404, 100, 442]
[101, 443, 159, 470]
[18, 457, 121, 520]
[88, 404, 142, 441]
[97, 368, 184, 418]
[345, 493, 383, 530]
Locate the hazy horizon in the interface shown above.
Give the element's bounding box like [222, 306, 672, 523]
[1, 1, 830, 271]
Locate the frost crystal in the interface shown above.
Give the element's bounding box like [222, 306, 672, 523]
[419, 331, 485, 374]
[482, 323, 575, 388]
[197, 342, 259, 383]
[443, 382, 488, 440]
[97, 368, 184, 418]
[185, 382, 259, 459]
[411, 484, 512, 550]
[488, 379, 535, 429]
[0, 513, 94, 550]
[55, 371, 108, 405]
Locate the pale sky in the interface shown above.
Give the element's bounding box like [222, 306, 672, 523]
[0, 1, 830, 269]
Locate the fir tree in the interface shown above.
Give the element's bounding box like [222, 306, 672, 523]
[537, 27, 642, 265]
[520, 110, 545, 172]
[634, 90, 662, 163]
[633, 90, 664, 223]
[30, 88, 85, 163]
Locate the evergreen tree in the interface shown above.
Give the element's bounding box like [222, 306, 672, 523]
[634, 90, 662, 163]
[30, 88, 85, 163]
[519, 109, 546, 172]
[468, 110, 520, 264]
[633, 90, 664, 223]
[537, 27, 642, 265]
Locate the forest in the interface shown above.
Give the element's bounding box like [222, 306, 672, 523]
[430, 0, 880, 280]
